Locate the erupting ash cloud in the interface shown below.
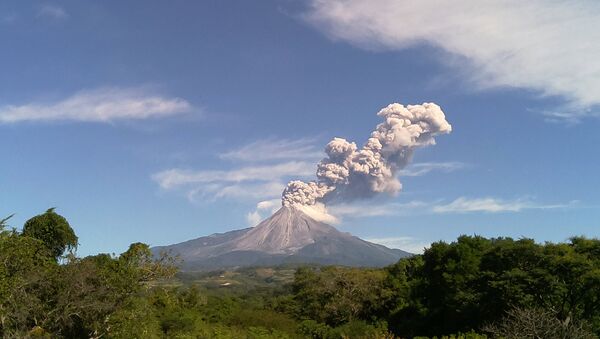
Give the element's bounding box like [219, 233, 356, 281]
[282, 102, 452, 208]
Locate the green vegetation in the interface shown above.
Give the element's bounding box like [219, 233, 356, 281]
[21, 208, 78, 260]
[1, 210, 599, 338]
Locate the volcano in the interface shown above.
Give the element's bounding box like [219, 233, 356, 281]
[152, 206, 411, 271]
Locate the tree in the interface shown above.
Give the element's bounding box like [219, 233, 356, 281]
[292, 266, 393, 326]
[0, 225, 55, 336]
[21, 208, 78, 260]
[0, 215, 13, 230]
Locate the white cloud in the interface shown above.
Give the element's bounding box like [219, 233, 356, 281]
[37, 5, 68, 20]
[245, 199, 284, 227]
[306, 0, 600, 119]
[296, 202, 339, 224]
[432, 197, 574, 214]
[256, 199, 282, 213]
[399, 162, 466, 177]
[153, 161, 314, 190]
[365, 236, 431, 254]
[220, 138, 323, 162]
[329, 201, 428, 218]
[0, 87, 191, 123]
[246, 210, 263, 227]
[327, 197, 576, 219]
[154, 137, 324, 205]
[153, 161, 315, 203]
[214, 182, 285, 200]
[187, 181, 285, 203]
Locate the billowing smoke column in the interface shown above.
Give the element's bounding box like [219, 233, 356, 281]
[282, 102, 452, 207]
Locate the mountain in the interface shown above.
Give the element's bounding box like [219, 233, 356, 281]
[152, 205, 411, 271]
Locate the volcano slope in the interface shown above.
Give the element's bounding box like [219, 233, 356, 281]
[152, 206, 411, 271]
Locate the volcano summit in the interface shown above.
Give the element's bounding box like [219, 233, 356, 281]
[152, 205, 411, 271]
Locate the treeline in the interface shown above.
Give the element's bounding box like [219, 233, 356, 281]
[1, 210, 600, 338]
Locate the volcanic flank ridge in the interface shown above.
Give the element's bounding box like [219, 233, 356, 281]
[152, 205, 411, 271]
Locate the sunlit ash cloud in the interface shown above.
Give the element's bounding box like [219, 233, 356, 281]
[0, 87, 191, 123]
[279, 102, 452, 222]
[282, 102, 451, 203]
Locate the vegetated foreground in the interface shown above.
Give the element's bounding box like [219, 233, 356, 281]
[1, 210, 599, 338]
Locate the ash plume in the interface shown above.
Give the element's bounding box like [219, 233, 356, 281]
[282, 102, 452, 207]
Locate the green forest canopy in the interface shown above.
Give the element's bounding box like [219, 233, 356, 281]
[1, 210, 599, 338]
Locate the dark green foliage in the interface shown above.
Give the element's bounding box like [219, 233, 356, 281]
[22, 208, 78, 259]
[388, 235, 600, 337]
[3, 209, 600, 338]
[0, 210, 178, 337]
[413, 333, 487, 339]
[293, 266, 394, 326]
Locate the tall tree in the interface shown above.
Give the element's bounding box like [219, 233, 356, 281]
[21, 208, 78, 260]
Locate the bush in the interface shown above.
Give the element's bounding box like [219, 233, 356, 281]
[483, 306, 596, 339]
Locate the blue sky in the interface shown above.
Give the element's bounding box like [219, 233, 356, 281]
[1, 0, 599, 256]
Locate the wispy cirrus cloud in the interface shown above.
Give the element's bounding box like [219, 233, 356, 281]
[153, 161, 314, 190]
[188, 182, 286, 204]
[154, 137, 330, 204]
[0, 87, 192, 123]
[326, 197, 577, 221]
[305, 0, 600, 120]
[399, 162, 466, 177]
[365, 236, 431, 254]
[432, 197, 576, 214]
[220, 137, 323, 162]
[37, 4, 68, 20]
[153, 161, 315, 203]
[329, 201, 429, 218]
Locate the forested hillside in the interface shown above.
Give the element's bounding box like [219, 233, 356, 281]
[1, 210, 599, 338]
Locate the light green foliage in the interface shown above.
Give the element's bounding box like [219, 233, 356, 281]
[22, 208, 78, 259]
[293, 266, 394, 326]
[120, 242, 179, 283]
[0, 227, 55, 336]
[105, 297, 162, 338]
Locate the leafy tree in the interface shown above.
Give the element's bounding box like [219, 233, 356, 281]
[21, 208, 78, 260]
[388, 236, 600, 337]
[119, 242, 178, 283]
[0, 225, 55, 336]
[0, 214, 13, 230]
[104, 297, 162, 338]
[293, 266, 394, 326]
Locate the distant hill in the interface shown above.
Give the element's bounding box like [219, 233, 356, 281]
[152, 205, 411, 271]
